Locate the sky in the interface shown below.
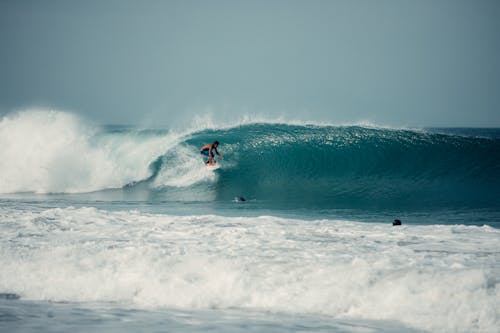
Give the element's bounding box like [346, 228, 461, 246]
[1, 0, 499, 127]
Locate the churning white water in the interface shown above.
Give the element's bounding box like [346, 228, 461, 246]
[1, 205, 498, 333]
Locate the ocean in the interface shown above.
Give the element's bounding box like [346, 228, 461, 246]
[1, 110, 499, 332]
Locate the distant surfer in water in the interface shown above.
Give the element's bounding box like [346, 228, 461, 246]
[200, 141, 223, 165]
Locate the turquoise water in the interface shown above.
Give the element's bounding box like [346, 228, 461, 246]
[2, 115, 498, 226]
[1, 111, 499, 332]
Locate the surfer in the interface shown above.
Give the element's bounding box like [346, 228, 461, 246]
[200, 141, 223, 165]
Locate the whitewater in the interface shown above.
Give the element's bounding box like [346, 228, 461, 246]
[1, 110, 499, 333]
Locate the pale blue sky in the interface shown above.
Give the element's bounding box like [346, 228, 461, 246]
[1, 0, 499, 127]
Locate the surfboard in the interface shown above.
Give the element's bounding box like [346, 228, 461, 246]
[206, 163, 220, 170]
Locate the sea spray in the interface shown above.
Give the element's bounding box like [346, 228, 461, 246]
[0, 110, 178, 193]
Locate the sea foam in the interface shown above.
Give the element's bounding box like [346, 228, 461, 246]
[0, 206, 498, 333]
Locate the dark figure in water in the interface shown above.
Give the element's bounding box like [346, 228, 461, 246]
[200, 141, 224, 165]
[393, 219, 402, 226]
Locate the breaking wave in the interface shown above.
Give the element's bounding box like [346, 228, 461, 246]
[1, 110, 499, 211]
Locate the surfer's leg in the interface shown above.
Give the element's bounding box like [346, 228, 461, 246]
[207, 153, 214, 165]
[201, 150, 210, 164]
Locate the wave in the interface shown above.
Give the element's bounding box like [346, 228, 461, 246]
[1, 110, 499, 210]
[189, 123, 500, 209]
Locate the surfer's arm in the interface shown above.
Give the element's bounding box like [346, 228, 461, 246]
[214, 147, 223, 159]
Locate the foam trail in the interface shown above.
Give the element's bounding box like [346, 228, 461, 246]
[152, 145, 217, 188]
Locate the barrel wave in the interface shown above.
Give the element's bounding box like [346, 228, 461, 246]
[1, 110, 499, 212]
[174, 125, 500, 211]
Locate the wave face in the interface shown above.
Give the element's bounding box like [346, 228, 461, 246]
[1, 111, 500, 211]
[180, 124, 500, 210]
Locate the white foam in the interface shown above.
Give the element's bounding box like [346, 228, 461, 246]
[152, 145, 217, 188]
[0, 206, 498, 333]
[0, 110, 184, 193]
